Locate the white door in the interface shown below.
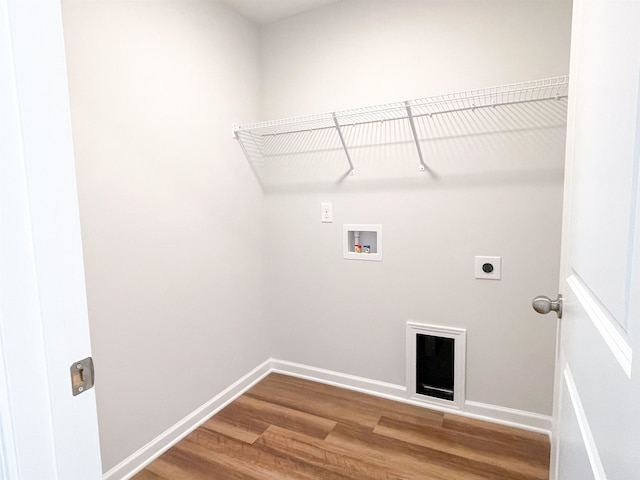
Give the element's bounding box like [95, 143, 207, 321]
[0, 1, 102, 479]
[550, 0, 640, 478]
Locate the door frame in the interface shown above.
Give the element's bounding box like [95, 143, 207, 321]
[0, 1, 103, 478]
[548, 0, 582, 474]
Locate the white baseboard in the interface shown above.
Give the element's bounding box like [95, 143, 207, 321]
[270, 358, 406, 399]
[102, 358, 272, 480]
[271, 358, 552, 436]
[463, 401, 552, 435]
[104, 357, 551, 479]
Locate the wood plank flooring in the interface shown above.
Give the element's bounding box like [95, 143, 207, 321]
[132, 373, 550, 479]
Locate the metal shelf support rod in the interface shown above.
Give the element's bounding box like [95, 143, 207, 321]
[332, 112, 356, 175]
[405, 101, 427, 172]
[234, 131, 265, 189]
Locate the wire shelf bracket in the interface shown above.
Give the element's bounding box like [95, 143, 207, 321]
[332, 112, 356, 175]
[405, 101, 427, 172]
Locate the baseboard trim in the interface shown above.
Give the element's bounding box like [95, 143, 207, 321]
[271, 358, 552, 436]
[104, 357, 551, 479]
[102, 358, 272, 480]
[270, 358, 406, 399]
[463, 401, 552, 436]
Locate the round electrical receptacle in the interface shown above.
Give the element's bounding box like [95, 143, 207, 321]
[482, 263, 494, 273]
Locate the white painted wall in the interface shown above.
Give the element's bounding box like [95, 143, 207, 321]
[260, 0, 573, 118]
[60, 0, 269, 472]
[260, 0, 572, 415]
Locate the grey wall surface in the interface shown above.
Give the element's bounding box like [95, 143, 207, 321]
[61, 0, 269, 471]
[260, 0, 572, 415]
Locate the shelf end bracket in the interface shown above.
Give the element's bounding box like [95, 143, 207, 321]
[332, 112, 356, 175]
[405, 102, 427, 172]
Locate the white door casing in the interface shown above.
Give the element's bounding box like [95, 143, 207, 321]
[551, 0, 640, 479]
[0, 1, 102, 479]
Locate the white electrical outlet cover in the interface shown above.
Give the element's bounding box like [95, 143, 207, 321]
[321, 202, 332, 223]
[475, 256, 501, 280]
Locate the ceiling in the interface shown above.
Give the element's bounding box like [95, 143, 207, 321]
[223, 0, 343, 25]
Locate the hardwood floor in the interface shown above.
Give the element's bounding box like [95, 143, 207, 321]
[132, 373, 550, 479]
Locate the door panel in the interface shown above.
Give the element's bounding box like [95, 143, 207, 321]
[553, 0, 640, 478]
[568, 1, 640, 329]
[556, 379, 598, 480]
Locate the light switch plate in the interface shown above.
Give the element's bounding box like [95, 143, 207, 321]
[475, 256, 501, 280]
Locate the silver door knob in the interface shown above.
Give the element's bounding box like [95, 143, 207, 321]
[532, 294, 563, 319]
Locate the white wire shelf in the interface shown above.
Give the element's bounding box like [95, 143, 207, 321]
[233, 76, 569, 188]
